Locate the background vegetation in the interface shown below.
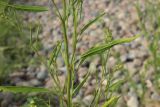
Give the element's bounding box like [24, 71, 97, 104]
[0, 0, 160, 107]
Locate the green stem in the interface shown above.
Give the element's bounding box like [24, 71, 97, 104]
[62, 0, 72, 106]
[71, 1, 78, 66]
[62, 16, 72, 107]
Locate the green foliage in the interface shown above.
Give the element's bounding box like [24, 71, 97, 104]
[136, 0, 160, 89]
[79, 12, 106, 35]
[23, 97, 50, 107]
[0, 0, 140, 107]
[81, 35, 140, 62]
[102, 96, 119, 107]
[0, 1, 42, 80]
[0, 1, 48, 12]
[72, 71, 90, 96]
[136, 0, 160, 71]
[48, 41, 62, 67]
[135, 0, 160, 105]
[109, 80, 124, 92]
[0, 86, 49, 93]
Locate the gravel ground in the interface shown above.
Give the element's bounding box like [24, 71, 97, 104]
[1, 0, 160, 107]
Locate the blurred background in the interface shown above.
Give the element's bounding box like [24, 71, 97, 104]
[0, 0, 160, 107]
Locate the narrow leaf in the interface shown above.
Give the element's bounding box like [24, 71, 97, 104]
[0, 1, 48, 12]
[72, 72, 90, 95]
[79, 12, 105, 35]
[102, 96, 119, 107]
[90, 89, 100, 106]
[0, 86, 49, 93]
[49, 41, 62, 66]
[109, 80, 124, 92]
[81, 35, 140, 61]
[94, 89, 101, 107]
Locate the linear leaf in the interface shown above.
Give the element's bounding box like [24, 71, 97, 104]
[72, 71, 90, 96]
[102, 96, 119, 107]
[81, 35, 140, 61]
[49, 41, 62, 66]
[0, 86, 49, 93]
[89, 89, 100, 107]
[109, 80, 124, 92]
[94, 89, 101, 107]
[79, 12, 105, 35]
[0, 1, 48, 12]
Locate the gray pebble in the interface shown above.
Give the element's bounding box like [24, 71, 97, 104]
[36, 66, 48, 80]
[30, 79, 42, 86]
[83, 95, 94, 106]
[16, 81, 32, 86]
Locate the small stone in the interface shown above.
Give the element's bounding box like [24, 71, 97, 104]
[78, 67, 88, 78]
[136, 50, 149, 59]
[146, 101, 160, 107]
[82, 81, 89, 88]
[58, 67, 67, 73]
[121, 50, 137, 62]
[113, 70, 123, 78]
[26, 71, 36, 79]
[10, 77, 22, 85]
[107, 57, 116, 68]
[127, 96, 139, 107]
[122, 83, 129, 93]
[30, 79, 42, 86]
[45, 75, 66, 88]
[128, 51, 136, 60]
[91, 79, 96, 85]
[57, 57, 64, 68]
[133, 59, 142, 67]
[117, 97, 126, 107]
[73, 95, 81, 104]
[125, 62, 137, 75]
[45, 79, 53, 88]
[57, 75, 66, 88]
[83, 95, 94, 106]
[151, 92, 160, 101]
[127, 95, 139, 107]
[132, 74, 140, 83]
[84, 85, 95, 96]
[102, 79, 108, 86]
[120, 54, 128, 62]
[36, 66, 48, 80]
[127, 91, 139, 107]
[10, 72, 25, 77]
[114, 45, 126, 54]
[146, 79, 153, 89]
[27, 66, 36, 73]
[16, 81, 32, 86]
[26, 67, 37, 79]
[79, 45, 88, 54]
[89, 62, 97, 74]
